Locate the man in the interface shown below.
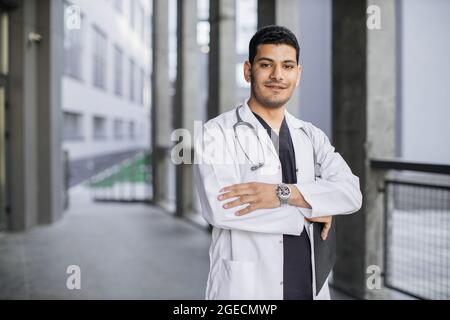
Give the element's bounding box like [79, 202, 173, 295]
[194, 25, 362, 300]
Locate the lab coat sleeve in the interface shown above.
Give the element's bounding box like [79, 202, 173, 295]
[194, 121, 304, 235]
[295, 124, 363, 218]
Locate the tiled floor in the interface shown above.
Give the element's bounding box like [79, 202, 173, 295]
[0, 185, 355, 300]
[0, 185, 210, 299]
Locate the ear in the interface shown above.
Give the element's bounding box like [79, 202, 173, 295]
[244, 61, 252, 83]
[296, 65, 302, 87]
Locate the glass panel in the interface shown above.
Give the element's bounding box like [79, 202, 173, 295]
[0, 12, 8, 75]
[0, 9, 7, 231]
[0, 86, 6, 231]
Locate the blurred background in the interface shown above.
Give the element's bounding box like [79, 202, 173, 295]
[0, 0, 449, 300]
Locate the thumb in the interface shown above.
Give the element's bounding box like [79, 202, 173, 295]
[321, 222, 331, 241]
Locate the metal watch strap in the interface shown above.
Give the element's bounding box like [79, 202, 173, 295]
[277, 184, 291, 206]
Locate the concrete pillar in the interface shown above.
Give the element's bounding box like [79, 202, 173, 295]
[208, 0, 236, 119]
[0, 5, 11, 231]
[151, 0, 173, 211]
[331, 0, 396, 299]
[8, 0, 63, 230]
[36, 0, 64, 224]
[174, 0, 198, 217]
[9, 0, 37, 230]
[257, 0, 300, 118]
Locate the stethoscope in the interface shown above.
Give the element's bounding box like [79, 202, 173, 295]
[233, 105, 266, 171]
[233, 104, 321, 178]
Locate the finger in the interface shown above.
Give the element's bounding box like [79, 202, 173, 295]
[235, 203, 260, 216]
[220, 183, 251, 193]
[306, 216, 331, 224]
[222, 195, 258, 209]
[305, 217, 323, 223]
[218, 187, 255, 201]
[321, 222, 331, 241]
[217, 191, 238, 201]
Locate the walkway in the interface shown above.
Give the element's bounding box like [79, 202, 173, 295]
[0, 185, 354, 299]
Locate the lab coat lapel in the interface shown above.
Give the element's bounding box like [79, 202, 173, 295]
[285, 111, 315, 183]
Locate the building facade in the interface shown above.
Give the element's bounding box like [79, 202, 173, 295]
[62, 0, 151, 175]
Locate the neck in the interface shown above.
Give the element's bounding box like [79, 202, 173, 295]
[248, 96, 285, 130]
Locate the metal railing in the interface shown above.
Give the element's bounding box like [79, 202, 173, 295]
[89, 150, 152, 203]
[372, 159, 450, 300]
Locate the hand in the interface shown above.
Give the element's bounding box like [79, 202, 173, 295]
[305, 216, 332, 240]
[217, 182, 280, 216]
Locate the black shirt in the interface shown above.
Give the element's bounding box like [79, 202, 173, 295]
[252, 112, 313, 300]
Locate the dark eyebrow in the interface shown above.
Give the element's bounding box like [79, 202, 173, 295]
[255, 57, 297, 64]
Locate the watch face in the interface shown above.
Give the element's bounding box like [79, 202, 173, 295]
[278, 185, 291, 199]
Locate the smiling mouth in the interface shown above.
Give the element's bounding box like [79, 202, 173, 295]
[265, 84, 287, 90]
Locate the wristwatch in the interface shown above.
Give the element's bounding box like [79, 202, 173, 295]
[276, 184, 291, 206]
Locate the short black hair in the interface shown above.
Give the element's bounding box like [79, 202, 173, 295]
[248, 25, 300, 65]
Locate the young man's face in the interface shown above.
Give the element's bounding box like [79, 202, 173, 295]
[244, 43, 301, 109]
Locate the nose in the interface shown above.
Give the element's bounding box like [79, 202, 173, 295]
[270, 65, 283, 81]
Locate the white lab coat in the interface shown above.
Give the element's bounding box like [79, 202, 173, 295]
[193, 101, 362, 300]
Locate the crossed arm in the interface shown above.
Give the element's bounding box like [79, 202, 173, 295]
[218, 182, 333, 240]
[195, 121, 362, 237]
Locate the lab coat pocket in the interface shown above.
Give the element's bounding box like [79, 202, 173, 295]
[215, 258, 256, 300]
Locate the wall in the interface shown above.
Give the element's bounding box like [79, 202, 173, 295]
[299, 0, 332, 138]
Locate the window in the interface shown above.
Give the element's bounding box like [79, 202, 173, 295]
[129, 0, 135, 30]
[129, 121, 135, 139]
[113, 119, 124, 140]
[139, 68, 145, 105]
[92, 25, 107, 90]
[145, 13, 151, 47]
[63, 112, 83, 140]
[138, 4, 145, 40]
[113, 0, 123, 14]
[129, 58, 135, 102]
[93, 116, 107, 140]
[63, 2, 83, 79]
[114, 45, 123, 96]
